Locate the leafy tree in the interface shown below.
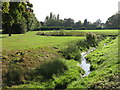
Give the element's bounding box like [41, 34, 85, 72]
[45, 16, 49, 23]
[73, 21, 82, 29]
[63, 18, 74, 28]
[50, 12, 53, 20]
[105, 13, 120, 29]
[2, 2, 41, 35]
[2, 2, 12, 36]
[44, 13, 63, 27]
[83, 19, 88, 29]
[57, 14, 59, 20]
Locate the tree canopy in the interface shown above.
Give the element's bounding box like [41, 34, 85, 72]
[2, 2, 41, 36]
[105, 13, 120, 29]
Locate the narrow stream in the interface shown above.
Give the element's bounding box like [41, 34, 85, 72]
[79, 48, 96, 77]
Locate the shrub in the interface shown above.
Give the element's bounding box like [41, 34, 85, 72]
[62, 45, 81, 61]
[34, 59, 67, 80]
[86, 33, 98, 47]
[4, 64, 23, 86]
[76, 40, 90, 51]
[50, 59, 84, 89]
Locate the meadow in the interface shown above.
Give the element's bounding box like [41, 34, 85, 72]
[1, 29, 118, 50]
[1, 31, 85, 50]
[1, 29, 119, 89]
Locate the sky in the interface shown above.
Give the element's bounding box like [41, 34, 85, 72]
[29, 0, 119, 23]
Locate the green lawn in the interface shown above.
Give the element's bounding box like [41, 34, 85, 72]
[1, 30, 118, 50]
[2, 31, 85, 50]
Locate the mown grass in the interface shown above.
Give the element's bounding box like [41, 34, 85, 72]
[2, 31, 85, 50]
[1, 30, 118, 50]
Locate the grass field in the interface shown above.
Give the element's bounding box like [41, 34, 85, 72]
[40, 29, 118, 35]
[8, 32, 119, 89]
[1, 31, 85, 50]
[1, 30, 118, 50]
[1, 29, 119, 88]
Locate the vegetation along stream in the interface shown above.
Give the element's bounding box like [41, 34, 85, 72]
[79, 48, 96, 77]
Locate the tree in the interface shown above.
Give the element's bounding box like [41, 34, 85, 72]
[63, 18, 74, 28]
[2, 2, 15, 36]
[105, 13, 120, 29]
[83, 19, 88, 29]
[57, 14, 59, 20]
[44, 13, 63, 27]
[45, 16, 49, 23]
[73, 21, 82, 29]
[2, 2, 41, 35]
[50, 12, 53, 20]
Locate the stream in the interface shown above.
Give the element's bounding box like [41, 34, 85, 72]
[79, 48, 96, 77]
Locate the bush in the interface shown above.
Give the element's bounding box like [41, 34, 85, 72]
[76, 40, 90, 51]
[4, 64, 23, 86]
[62, 45, 81, 61]
[49, 59, 85, 89]
[34, 59, 67, 80]
[86, 33, 98, 47]
[37, 30, 85, 36]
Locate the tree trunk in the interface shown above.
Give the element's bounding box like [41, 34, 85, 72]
[8, 27, 11, 36]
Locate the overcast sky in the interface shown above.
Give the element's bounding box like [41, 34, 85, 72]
[29, 0, 119, 23]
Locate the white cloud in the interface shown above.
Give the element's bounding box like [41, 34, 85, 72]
[29, 0, 119, 23]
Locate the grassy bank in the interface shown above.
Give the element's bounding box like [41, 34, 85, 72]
[68, 35, 119, 88]
[5, 34, 119, 89]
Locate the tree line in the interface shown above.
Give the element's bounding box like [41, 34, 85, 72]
[40, 12, 120, 30]
[2, 2, 41, 36]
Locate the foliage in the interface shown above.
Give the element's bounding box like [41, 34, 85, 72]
[50, 59, 84, 89]
[10, 59, 84, 89]
[40, 26, 64, 30]
[67, 35, 119, 89]
[11, 17, 27, 34]
[86, 33, 98, 47]
[37, 30, 85, 36]
[44, 12, 63, 27]
[105, 13, 120, 29]
[2, 47, 62, 87]
[76, 39, 89, 51]
[62, 45, 81, 61]
[2, 2, 41, 35]
[42, 12, 107, 30]
[1, 30, 119, 89]
[86, 36, 119, 88]
[34, 59, 67, 80]
[4, 64, 23, 86]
